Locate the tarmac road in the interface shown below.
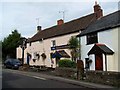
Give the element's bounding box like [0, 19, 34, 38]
[2, 69, 116, 90]
[2, 69, 88, 89]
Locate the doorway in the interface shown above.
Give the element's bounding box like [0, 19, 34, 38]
[95, 54, 103, 70]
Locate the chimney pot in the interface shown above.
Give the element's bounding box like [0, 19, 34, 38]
[95, 1, 97, 5]
[57, 19, 64, 25]
[37, 26, 41, 32]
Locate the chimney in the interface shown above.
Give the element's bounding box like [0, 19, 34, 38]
[94, 1, 103, 19]
[57, 19, 64, 25]
[37, 26, 41, 32]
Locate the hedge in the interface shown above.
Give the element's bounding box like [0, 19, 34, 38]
[58, 59, 76, 68]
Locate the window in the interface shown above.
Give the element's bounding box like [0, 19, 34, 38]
[51, 40, 56, 47]
[86, 33, 98, 45]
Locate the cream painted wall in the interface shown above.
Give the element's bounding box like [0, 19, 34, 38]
[107, 55, 115, 71]
[27, 41, 51, 67]
[17, 32, 79, 68]
[118, 27, 120, 72]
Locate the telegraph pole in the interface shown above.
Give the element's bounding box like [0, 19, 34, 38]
[21, 37, 27, 65]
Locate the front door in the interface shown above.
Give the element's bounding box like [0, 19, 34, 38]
[95, 54, 103, 70]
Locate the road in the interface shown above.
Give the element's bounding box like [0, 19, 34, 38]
[2, 69, 88, 89]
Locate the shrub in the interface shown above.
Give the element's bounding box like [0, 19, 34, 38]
[58, 59, 76, 68]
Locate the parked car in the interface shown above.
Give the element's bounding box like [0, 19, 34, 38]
[4, 59, 22, 69]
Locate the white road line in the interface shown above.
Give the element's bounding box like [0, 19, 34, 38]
[32, 76, 46, 80]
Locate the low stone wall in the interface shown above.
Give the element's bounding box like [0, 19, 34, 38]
[54, 67, 120, 87]
[55, 67, 77, 79]
[85, 70, 120, 87]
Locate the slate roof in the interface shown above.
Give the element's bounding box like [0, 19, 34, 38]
[88, 44, 114, 55]
[78, 10, 120, 36]
[29, 13, 96, 42]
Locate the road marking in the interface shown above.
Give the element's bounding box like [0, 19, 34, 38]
[32, 76, 46, 80]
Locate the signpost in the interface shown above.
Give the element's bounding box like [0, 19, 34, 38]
[20, 38, 27, 65]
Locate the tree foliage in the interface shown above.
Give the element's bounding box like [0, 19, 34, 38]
[2, 30, 21, 60]
[58, 59, 76, 68]
[68, 36, 79, 61]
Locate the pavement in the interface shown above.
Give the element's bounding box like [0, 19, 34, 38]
[3, 68, 118, 89]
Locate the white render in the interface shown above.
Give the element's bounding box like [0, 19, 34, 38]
[16, 46, 22, 59]
[16, 32, 79, 68]
[80, 27, 119, 72]
[118, 27, 120, 72]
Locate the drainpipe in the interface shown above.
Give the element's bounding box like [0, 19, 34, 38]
[78, 36, 81, 60]
[105, 54, 107, 71]
[22, 47, 24, 65]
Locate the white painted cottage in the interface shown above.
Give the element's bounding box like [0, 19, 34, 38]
[77, 10, 120, 72]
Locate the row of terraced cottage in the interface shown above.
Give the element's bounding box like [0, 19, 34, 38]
[17, 2, 120, 72]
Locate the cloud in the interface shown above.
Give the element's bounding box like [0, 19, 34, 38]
[1, 0, 120, 2]
[1, 1, 119, 40]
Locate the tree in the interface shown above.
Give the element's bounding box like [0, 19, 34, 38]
[2, 30, 21, 60]
[68, 36, 79, 61]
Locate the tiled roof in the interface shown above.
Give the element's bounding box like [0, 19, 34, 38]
[78, 10, 120, 36]
[29, 13, 96, 42]
[88, 44, 114, 55]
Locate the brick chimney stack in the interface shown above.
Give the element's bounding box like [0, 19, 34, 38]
[94, 1, 103, 19]
[57, 19, 64, 25]
[37, 26, 41, 32]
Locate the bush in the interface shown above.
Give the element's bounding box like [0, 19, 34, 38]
[58, 59, 76, 68]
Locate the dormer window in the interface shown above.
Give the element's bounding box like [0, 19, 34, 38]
[86, 32, 98, 45]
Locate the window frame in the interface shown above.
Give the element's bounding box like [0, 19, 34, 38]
[86, 32, 98, 45]
[51, 40, 56, 47]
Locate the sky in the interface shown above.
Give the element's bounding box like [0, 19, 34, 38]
[0, 0, 119, 40]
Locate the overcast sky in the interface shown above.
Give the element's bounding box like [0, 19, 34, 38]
[0, 0, 119, 40]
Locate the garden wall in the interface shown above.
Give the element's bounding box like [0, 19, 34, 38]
[85, 70, 120, 87]
[54, 67, 120, 87]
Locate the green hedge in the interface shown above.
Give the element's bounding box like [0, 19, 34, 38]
[58, 59, 76, 68]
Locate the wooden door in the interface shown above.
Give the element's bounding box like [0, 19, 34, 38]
[95, 54, 103, 70]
